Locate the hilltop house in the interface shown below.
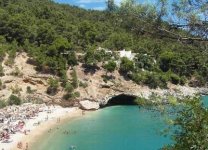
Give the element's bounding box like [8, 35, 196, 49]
[119, 49, 136, 60]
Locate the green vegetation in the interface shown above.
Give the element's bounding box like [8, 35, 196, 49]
[0, 64, 4, 76]
[104, 61, 117, 74]
[8, 95, 22, 105]
[71, 68, 78, 89]
[10, 66, 23, 77]
[79, 81, 88, 88]
[0, 100, 6, 108]
[120, 57, 134, 74]
[64, 82, 74, 93]
[26, 86, 36, 94]
[47, 77, 59, 95]
[163, 96, 208, 150]
[10, 84, 22, 94]
[0, 0, 206, 90]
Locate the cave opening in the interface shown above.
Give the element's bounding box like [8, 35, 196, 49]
[104, 94, 137, 107]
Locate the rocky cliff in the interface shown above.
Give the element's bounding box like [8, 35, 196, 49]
[0, 53, 207, 110]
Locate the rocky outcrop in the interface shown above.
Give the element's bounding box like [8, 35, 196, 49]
[79, 100, 100, 110]
[199, 88, 208, 95]
[23, 77, 46, 86]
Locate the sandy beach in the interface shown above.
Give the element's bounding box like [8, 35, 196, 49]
[0, 105, 83, 150]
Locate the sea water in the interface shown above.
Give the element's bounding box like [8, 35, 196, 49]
[32, 96, 208, 150]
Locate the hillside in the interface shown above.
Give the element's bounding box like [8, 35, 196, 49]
[0, 0, 207, 107]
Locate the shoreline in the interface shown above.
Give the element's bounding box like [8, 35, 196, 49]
[0, 106, 84, 150]
[1, 92, 208, 150]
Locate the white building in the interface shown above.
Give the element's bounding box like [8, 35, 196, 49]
[119, 49, 136, 60]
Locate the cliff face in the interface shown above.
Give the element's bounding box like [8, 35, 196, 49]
[0, 53, 207, 109]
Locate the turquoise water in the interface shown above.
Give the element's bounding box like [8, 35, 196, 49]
[32, 96, 208, 150]
[32, 106, 171, 150]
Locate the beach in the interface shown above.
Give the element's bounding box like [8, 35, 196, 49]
[0, 105, 83, 150]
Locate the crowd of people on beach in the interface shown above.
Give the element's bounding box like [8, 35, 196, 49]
[0, 103, 55, 149]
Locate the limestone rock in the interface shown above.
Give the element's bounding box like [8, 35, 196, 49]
[79, 100, 100, 110]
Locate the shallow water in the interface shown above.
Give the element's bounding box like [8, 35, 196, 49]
[32, 106, 171, 150]
[32, 96, 208, 150]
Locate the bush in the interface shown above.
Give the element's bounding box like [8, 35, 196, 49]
[47, 77, 59, 95]
[0, 64, 4, 76]
[0, 79, 2, 87]
[170, 74, 180, 85]
[10, 66, 23, 77]
[26, 86, 35, 94]
[130, 72, 147, 84]
[0, 100, 6, 108]
[63, 91, 80, 101]
[79, 81, 88, 88]
[10, 84, 22, 94]
[67, 51, 78, 66]
[144, 73, 160, 89]
[71, 68, 78, 88]
[73, 91, 80, 98]
[65, 82, 74, 93]
[119, 57, 134, 73]
[8, 95, 21, 105]
[180, 76, 187, 85]
[60, 70, 68, 87]
[104, 61, 117, 73]
[63, 93, 73, 100]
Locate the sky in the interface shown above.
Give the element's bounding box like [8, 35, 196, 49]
[54, 0, 157, 11]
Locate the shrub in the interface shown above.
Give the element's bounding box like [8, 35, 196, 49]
[144, 73, 160, 89]
[0, 64, 4, 76]
[104, 61, 117, 73]
[170, 74, 180, 85]
[65, 82, 74, 93]
[79, 81, 88, 88]
[71, 68, 78, 88]
[63, 91, 80, 101]
[26, 86, 35, 94]
[119, 57, 134, 73]
[67, 51, 78, 66]
[73, 91, 80, 98]
[0, 79, 2, 87]
[47, 77, 59, 95]
[180, 76, 187, 85]
[130, 72, 147, 84]
[60, 70, 68, 87]
[10, 66, 23, 77]
[8, 95, 21, 105]
[0, 100, 6, 108]
[10, 84, 22, 94]
[63, 93, 73, 100]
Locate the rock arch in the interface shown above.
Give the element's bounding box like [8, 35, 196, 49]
[101, 93, 137, 107]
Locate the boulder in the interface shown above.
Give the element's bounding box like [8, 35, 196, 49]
[79, 100, 100, 110]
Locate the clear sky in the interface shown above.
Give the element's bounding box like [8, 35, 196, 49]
[54, 0, 157, 11]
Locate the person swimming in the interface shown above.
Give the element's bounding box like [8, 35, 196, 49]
[69, 145, 76, 150]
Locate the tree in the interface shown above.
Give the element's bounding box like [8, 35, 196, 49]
[53, 37, 71, 54]
[65, 82, 74, 93]
[0, 64, 4, 76]
[47, 77, 59, 95]
[104, 60, 117, 74]
[84, 47, 101, 67]
[119, 57, 134, 73]
[159, 51, 175, 72]
[164, 96, 208, 150]
[106, 0, 117, 12]
[134, 54, 154, 71]
[71, 68, 78, 88]
[67, 51, 78, 66]
[8, 95, 21, 105]
[171, 0, 208, 41]
[106, 33, 131, 50]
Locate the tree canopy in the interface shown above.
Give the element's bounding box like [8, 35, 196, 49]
[0, 0, 207, 89]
